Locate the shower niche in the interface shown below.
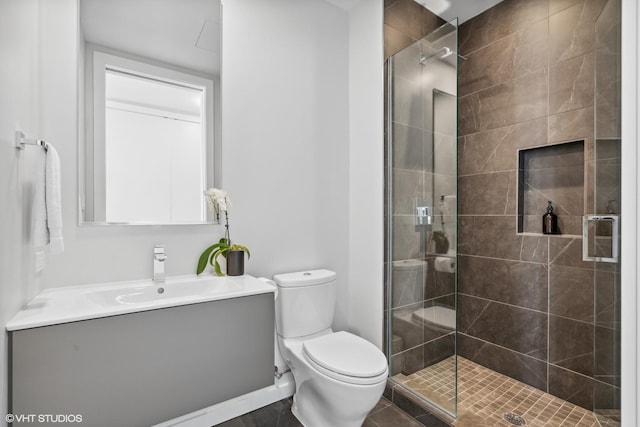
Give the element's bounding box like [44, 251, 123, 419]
[517, 140, 585, 236]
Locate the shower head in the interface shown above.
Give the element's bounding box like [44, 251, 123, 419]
[440, 47, 455, 59]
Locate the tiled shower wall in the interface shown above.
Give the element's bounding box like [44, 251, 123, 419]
[457, 0, 620, 412]
[384, 0, 445, 58]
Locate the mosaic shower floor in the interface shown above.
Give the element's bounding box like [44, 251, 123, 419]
[393, 357, 620, 427]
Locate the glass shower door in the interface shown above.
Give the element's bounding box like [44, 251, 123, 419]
[590, 0, 621, 424]
[385, 19, 458, 416]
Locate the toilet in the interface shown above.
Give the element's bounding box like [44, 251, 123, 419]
[273, 269, 388, 427]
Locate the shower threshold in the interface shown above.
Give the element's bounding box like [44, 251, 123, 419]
[393, 357, 619, 427]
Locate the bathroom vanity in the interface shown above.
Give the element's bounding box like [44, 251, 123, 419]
[8, 275, 275, 427]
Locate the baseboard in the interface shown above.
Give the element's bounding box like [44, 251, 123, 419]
[155, 372, 295, 427]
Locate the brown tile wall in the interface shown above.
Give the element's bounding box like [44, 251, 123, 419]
[457, 0, 620, 412]
[384, 0, 446, 59]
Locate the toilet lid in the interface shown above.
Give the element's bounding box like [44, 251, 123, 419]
[302, 331, 388, 378]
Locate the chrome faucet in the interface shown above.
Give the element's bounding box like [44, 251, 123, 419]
[153, 245, 167, 283]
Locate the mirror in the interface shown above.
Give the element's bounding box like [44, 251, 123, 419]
[79, 0, 221, 225]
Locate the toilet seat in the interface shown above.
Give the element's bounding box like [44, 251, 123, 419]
[302, 331, 388, 385]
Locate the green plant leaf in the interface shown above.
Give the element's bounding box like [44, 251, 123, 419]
[213, 255, 224, 276]
[209, 251, 225, 276]
[209, 249, 221, 266]
[196, 244, 219, 275]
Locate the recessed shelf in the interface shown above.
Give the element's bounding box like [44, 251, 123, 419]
[517, 141, 585, 235]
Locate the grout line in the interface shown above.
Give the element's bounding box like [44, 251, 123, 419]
[548, 312, 596, 327]
[548, 362, 622, 388]
[458, 332, 548, 365]
[459, 105, 594, 140]
[457, 253, 547, 266]
[458, 292, 549, 316]
[460, 67, 547, 99]
[458, 169, 519, 178]
[547, 234, 550, 394]
[458, 116, 544, 139]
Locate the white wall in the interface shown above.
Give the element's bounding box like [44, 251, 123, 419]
[222, 0, 384, 341]
[347, 0, 384, 347]
[0, 0, 52, 418]
[621, 0, 638, 425]
[221, 0, 352, 329]
[0, 0, 39, 422]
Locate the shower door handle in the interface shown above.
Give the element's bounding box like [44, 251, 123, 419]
[582, 215, 619, 263]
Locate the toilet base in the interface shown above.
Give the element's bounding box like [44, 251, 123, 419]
[281, 335, 387, 427]
[291, 385, 384, 427]
[288, 366, 387, 427]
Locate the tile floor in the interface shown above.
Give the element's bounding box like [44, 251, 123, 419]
[217, 396, 422, 427]
[220, 356, 621, 427]
[393, 356, 620, 427]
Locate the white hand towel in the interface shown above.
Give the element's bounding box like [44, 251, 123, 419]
[33, 148, 47, 271]
[33, 142, 63, 272]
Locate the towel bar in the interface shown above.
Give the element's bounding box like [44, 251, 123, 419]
[15, 130, 47, 150]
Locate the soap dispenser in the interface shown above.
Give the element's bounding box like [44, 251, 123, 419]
[542, 201, 557, 234]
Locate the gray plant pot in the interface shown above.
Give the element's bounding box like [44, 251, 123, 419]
[226, 250, 245, 276]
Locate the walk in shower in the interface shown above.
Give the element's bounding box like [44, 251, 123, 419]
[385, 0, 622, 425]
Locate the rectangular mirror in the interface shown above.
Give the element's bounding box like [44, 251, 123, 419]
[79, 0, 221, 225]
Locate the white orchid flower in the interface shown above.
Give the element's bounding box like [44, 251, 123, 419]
[204, 188, 231, 213]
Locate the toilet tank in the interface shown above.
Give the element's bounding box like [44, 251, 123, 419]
[391, 259, 427, 308]
[273, 269, 337, 339]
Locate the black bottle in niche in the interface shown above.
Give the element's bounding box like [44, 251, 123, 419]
[542, 201, 558, 234]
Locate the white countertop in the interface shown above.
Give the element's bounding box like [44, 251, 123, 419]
[6, 274, 275, 331]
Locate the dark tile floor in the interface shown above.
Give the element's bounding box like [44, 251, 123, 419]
[218, 396, 423, 427]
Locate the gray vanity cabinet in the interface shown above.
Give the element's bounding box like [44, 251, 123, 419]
[10, 293, 274, 427]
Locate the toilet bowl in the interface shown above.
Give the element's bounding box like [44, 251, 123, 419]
[412, 305, 456, 334]
[281, 331, 388, 426]
[274, 270, 388, 427]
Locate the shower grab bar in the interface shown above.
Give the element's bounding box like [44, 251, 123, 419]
[582, 215, 619, 263]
